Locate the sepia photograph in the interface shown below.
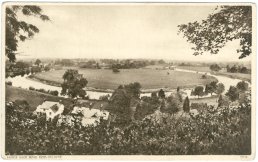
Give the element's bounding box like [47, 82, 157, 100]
[1, 2, 256, 160]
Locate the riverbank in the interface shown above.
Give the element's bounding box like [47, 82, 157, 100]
[211, 71, 251, 83]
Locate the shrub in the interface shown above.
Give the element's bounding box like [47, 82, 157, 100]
[112, 68, 120, 73]
[50, 90, 59, 96]
[5, 97, 251, 155]
[6, 81, 12, 86]
[29, 86, 35, 91]
[99, 94, 110, 101]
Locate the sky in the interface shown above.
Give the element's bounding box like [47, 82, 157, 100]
[15, 4, 251, 62]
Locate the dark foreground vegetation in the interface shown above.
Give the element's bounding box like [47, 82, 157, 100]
[6, 92, 251, 155]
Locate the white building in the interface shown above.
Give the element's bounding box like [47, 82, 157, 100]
[71, 106, 109, 126]
[35, 101, 64, 120]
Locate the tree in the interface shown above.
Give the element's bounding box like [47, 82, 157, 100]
[236, 81, 249, 92]
[108, 83, 141, 124]
[183, 96, 190, 113]
[209, 81, 218, 95]
[158, 59, 165, 64]
[210, 64, 221, 72]
[61, 69, 88, 98]
[177, 86, 180, 92]
[124, 82, 142, 98]
[158, 89, 165, 98]
[218, 94, 223, 107]
[226, 86, 239, 101]
[240, 66, 248, 73]
[205, 84, 213, 95]
[178, 6, 252, 59]
[216, 83, 225, 94]
[44, 66, 50, 71]
[201, 74, 207, 79]
[165, 96, 180, 116]
[151, 92, 157, 98]
[35, 59, 41, 66]
[193, 86, 204, 98]
[230, 65, 238, 73]
[6, 5, 50, 62]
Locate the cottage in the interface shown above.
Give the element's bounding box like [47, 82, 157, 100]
[35, 100, 64, 120]
[71, 106, 109, 126]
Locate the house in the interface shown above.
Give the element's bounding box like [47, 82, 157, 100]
[71, 106, 109, 126]
[35, 100, 64, 120]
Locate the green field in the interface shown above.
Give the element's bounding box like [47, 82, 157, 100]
[33, 68, 217, 90]
[5, 85, 72, 111]
[178, 66, 251, 82]
[6, 85, 107, 111]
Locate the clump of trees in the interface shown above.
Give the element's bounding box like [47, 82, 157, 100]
[112, 68, 120, 73]
[6, 61, 30, 77]
[5, 93, 251, 155]
[210, 64, 221, 72]
[226, 81, 249, 101]
[61, 69, 88, 98]
[226, 86, 239, 102]
[158, 89, 165, 98]
[54, 59, 74, 66]
[79, 60, 100, 69]
[203, 81, 225, 96]
[107, 82, 141, 125]
[192, 86, 204, 98]
[226, 65, 251, 74]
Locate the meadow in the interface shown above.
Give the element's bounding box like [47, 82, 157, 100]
[33, 68, 216, 90]
[5, 86, 106, 111]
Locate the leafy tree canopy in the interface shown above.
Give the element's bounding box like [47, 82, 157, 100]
[6, 5, 50, 62]
[178, 6, 252, 59]
[61, 69, 88, 98]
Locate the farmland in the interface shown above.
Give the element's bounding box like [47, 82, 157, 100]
[33, 68, 217, 90]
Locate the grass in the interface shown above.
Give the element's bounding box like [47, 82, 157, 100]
[190, 96, 218, 107]
[178, 66, 251, 82]
[6, 85, 73, 111]
[33, 68, 217, 90]
[5, 85, 107, 112]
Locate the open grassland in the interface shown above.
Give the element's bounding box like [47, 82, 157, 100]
[33, 68, 217, 90]
[5, 85, 73, 111]
[5, 86, 107, 111]
[178, 66, 251, 82]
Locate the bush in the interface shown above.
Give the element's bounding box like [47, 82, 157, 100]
[112, 68, 120, 73]
[37, 88, 47, 93]
[99, 94, 110, 101]
[5, 97, 251, 155]
[29, 86, 35, 91]
[50, 90, 59, 96]
[6, 81, 12, 86]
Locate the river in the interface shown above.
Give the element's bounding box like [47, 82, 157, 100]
[6, 68, 248, 100]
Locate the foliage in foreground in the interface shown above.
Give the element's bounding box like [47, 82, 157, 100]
[178, 6, 252, 59]
[6, 93, 251, 155]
